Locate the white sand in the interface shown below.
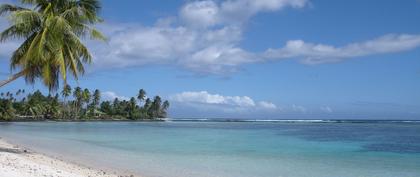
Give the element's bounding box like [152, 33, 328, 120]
[0, 138, 137, 177]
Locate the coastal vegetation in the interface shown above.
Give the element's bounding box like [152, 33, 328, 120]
[0, 1, 171, 121]
[0, 0, 105, 90]
[0, 88, 170, 121]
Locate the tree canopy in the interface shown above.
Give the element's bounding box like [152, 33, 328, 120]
[0, 88, 169, 121]
[0, 0, 105, 90]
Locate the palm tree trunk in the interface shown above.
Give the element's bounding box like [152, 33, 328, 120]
[0, 71, 25, 87]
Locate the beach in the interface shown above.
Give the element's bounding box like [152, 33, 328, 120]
[0, 138, 135, 177]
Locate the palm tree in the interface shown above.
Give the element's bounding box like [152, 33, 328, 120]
[0, 0, 106, 90]
[161, 100, 170, 118]
[149, 96, 162, 118]
[82, 88, 91, 116]
[24, 90, 46, 119]
[143, 98, 151, 110]
[61, 84, 72, 102]
[92, 89, 100, 107]
[112, 98, 120, 115]
[73, 86, 82, 118]
[61, 84, 71, 118]
[162, 100, 170, 110]
[44, 94, 61, 119]
[87, 89, 99, 117]
[127, 97, 137, 119]
[0, 99, 16, 120]
[137, 89, 146, 105]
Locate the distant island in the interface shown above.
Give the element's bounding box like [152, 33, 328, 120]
[0, 87, 169, 121]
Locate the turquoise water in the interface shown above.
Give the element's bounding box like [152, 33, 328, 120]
[0, 121, 419, 177]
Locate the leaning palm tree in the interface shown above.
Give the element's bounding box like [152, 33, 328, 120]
[0, 0, 106, 90]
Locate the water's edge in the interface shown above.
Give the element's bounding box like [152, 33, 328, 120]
[0, 137, 142, 177]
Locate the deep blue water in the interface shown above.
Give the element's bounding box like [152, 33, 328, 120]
[0, 121, 419, 177]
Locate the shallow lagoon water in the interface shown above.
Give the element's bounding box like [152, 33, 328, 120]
[0, 121, 419, 177]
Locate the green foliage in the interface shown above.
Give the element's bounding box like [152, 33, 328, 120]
[0, 0, 105, 90]
[0, 87, 170, 121]
[0, 98, 15, 120]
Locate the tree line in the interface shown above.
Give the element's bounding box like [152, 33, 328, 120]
[0, 87, 169, 121]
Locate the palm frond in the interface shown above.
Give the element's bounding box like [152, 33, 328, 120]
[1, 0, 104, 90]
[0, 4, 28, 16]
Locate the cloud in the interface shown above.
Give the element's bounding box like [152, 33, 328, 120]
[180, 0, 308, 27]
[88, 0, 420, 75]
[171, 91, 255, 107]
[320, 106, 332, 113]
[180, 0, 220, 28]
[88, 0, 307, 74]
[292, 104, 306, 113]
[220, 0, 307, 24]
[102, 91, 129, 101]
[258, 101, 278, 109]
[3, 0, 420, 75]
[264, 34, 420, 64]
[170, 91, 277, 111]
[90, 23, 253, 74]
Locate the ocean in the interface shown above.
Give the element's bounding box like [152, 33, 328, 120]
[0, 120, 419, 177]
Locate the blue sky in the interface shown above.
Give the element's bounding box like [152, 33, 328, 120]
[1, 0, 420, 119]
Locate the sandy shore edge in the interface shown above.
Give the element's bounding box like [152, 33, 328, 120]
[0, 137, 138, 177]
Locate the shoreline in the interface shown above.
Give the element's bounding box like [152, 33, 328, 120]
[0, 137, 139, 177]
[0, 118, 166, 123]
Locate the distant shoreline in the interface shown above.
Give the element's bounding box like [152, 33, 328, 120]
[1, 118, 419, 123]
[0, 118, 166, 122]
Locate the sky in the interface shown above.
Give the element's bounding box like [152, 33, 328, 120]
[1, 0, 420, 119]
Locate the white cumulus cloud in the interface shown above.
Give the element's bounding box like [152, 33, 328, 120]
[320, 106, 333, 113]
[180, 0, 220, 28]
[170, 91, 277, 111]
[87, 0, 308, 74]
[180, 0, 308, 27]
[258, 101, 278, 109]
[3, 0, 420, 75]
[292, 104, 307, 113]
[264, 34, 420, 64]
[102, 91, 129, 101]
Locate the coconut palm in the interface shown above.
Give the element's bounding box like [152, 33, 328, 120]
[149, 96, 162, 118]
[24, 90, 47, 119]
[162, 100, 170, 110]
[61, 84, 72, 101]
[161, 100, 170, 118]
[0, 99, 15, 120]
[61, 84, 71, 118]
[73, 86, 82, 118]
[0, 0, 106, 90]
[92, 89, 100, 107]
[82, 88, 90, 117]
[137, 89, 146, 105]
